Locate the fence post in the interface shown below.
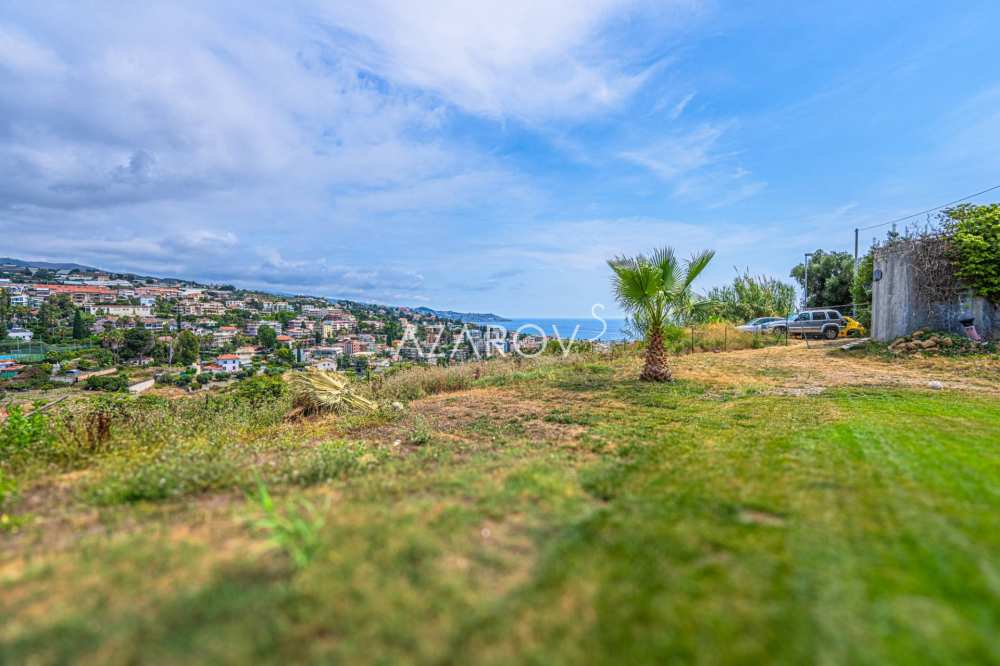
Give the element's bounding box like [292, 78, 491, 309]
[724, 325, 727, 352]
[690, 326, 695, 354]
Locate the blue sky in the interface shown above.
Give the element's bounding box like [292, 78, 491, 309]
[2, 1, 998, 316]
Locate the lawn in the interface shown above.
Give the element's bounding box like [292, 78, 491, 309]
[1, 347, 999, 665]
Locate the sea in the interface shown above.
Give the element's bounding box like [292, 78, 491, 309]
[468, 317, 633, 342]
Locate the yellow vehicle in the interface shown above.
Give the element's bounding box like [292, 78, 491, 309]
[839, 316, 866, 338]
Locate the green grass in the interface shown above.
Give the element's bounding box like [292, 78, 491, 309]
[1, 356, 999, 665]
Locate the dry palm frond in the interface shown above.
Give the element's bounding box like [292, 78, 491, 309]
[287, 369, 378, 419]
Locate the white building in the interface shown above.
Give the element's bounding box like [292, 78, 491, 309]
[7, 327, 34, 341]
[215, 354, 243, 373]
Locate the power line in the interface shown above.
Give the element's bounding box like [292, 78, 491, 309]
[857, 183, 1000, 231]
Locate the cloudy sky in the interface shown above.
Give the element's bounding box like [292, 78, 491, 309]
[2, 2, 999, 316]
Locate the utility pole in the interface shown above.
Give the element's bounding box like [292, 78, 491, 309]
[853, 228, 859, 317]
[803, 252, 813, 309]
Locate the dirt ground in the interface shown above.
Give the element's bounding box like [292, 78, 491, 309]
[670, 340, 1000, 394]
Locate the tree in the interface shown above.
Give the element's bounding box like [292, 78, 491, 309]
[790, 250, 854, 308]
[941, 204, 1000, 302]
[0, 289, 9, 341]
[383, 319, 402, 346]
[101, 329, 126, 364]
[173, 330, 200, 366]
[123, 327, 154, 360]
[257, 324, 277, 349]
[700, 270, 796, 323]
[72, 309, 87, 340]
[608, 247, 715, 382]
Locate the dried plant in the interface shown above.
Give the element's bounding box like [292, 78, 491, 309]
[287, 369, 378, 419]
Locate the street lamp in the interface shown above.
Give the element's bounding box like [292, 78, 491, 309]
[803, 252, 813, 309]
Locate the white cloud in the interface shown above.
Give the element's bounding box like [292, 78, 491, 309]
[619, 122, 765, 206]
[313, 0, 698, 120]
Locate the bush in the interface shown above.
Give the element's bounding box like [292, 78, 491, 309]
[156, 372, 177, 385]
[942, 204, 1000, 302]
[0, 406, 51, 458]
[84, 374, 129, 392]
[233, 375, 286, 405]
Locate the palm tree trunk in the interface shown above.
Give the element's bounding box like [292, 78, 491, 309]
[641, 326, 672, 382]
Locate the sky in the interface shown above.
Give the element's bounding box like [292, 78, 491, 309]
[2, 1, 999, 317]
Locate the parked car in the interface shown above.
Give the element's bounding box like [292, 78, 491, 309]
[838, 315, 866, 338]
[769, 309, 846, 339]
[736, 317, 785, 333]
[762, 316, 794, 333]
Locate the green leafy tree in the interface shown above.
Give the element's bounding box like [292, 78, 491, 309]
[383, 320, 402, 346]
[942, 204, 1000, 302]
[123, 327, 153, 360]
[72, 309, 87, 340]
[0, 289, 9, 341]
[276, 346, 294, 364]
[173, 330, 200, 366]
[100, 329, 126, 364]
[257, 324, 277, 349]
[608, 247, 715, 382]
[850, 251, 875, 327]
[701, 270, 796, 323]
[790, 250, 854, 308]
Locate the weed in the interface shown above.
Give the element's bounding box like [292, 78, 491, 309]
[409, 417, 433, 446]
[85, 445, 241, 505]
[285, 440, 384, 485]
[0, 469, 25, 532]
[0, 405, 51, 459]
[249, 480, 325, 569]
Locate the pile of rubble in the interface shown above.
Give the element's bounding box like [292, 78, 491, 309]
[887, 330, 980, 355]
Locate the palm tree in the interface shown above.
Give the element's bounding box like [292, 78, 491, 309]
[608, 247, 715, 382]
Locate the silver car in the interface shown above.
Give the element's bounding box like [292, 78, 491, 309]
[737, 317, 785, 333]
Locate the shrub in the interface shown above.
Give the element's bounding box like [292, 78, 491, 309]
[84, 373, 128, 392]
[942, 204, 1000, 302]
[0, 406, 51, 458]
[408, 417, 432, 446]
[233, 375, 286, 405]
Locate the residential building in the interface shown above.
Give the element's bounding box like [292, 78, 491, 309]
[215, 354, 243, 373]
[88, 304, 152, 317]
[7, 327, 33, 341]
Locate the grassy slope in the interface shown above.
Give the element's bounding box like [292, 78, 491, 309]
[2, 355, 999, 665]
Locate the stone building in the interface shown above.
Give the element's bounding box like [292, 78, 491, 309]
[871, 237, 997, 341]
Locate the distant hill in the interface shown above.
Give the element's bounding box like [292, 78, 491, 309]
[414, 307, 508, 322]
[0, 257, 504, 322]
[0, 257, 98, 271]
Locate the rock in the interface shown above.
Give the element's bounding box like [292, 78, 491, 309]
[941, 338, 954, 347]
[391, 401, 405, 411]
[928, 381, 943, 390]
[921, 340, 938, 349]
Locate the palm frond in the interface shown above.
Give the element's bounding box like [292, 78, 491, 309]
[608, 257, 662, 312]
[287, 369, 378, 418]
[680, 249, 716, 291]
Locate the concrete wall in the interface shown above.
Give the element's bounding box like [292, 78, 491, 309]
[872, 244, 997, 341]
[127, 378, 156, 394]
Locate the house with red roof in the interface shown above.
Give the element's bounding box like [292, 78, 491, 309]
[215, 353, 243, 373]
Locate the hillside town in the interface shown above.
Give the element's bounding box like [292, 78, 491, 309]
[0, 260, 539, 394]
